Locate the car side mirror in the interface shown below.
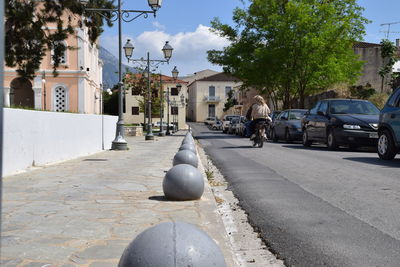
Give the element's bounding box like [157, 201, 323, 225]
[317, 111, 325, 116]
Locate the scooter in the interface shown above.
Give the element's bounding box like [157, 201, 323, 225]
[253, 121, 267, 148]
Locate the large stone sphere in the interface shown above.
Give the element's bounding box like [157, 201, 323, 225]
[162, 164, 204, 201]
[186, 132, 194, 139]
[118, 221, 227, 267]
[173, 149, 198, 168]
[179, 143, 197, 154]
[182, 136, 195, 146]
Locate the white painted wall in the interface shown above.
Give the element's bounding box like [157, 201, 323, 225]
[3, 108, 118, 176]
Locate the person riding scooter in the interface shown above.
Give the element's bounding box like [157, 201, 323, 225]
[248, 95, 271, 140]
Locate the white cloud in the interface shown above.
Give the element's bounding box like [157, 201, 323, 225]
[152, 21, 166, 31]
[100, 24, 229, 76]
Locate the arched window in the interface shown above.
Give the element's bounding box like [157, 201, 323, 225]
[51, 41, 67, 65]
[10, 77, 34, 108]
[53, 85, 68, 112]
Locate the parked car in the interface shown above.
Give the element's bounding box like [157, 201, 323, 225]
[228, 117, 240, 134]
[301, 99, 380, 150]
[153, 121, 173, 128]
[204, 117, 217, 125]
[377, 87, 400, 159]
[266, 110, 282, 139]
[271, 109, 307, 142]
[235, 116, 248, 136]
[222, 115, 240, 133]
[211, 120, 223, 130]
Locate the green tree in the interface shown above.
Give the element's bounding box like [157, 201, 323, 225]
[223, 89, 237, 112]
[5, 0, 115, 79]
[208, 0, 368, 109]
[124, 70, 164, 121]
[379, 39, 399, 92]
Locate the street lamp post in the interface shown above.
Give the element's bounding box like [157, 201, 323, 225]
[175, 83, 182, 132]
[166, 66, 179, 135]
[166, 87, 171, 135]
[173, 100, 177, 133]
[123, 39, 173, 140]
[159, 72, 165, 136]
[41, 71, 46, 110]
[80, 0, 162, 150]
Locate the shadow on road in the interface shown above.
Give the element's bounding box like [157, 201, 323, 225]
[195, 135, 240, 140]
[280, 143, 377, 153]
[221, 145, 253, 149]
[343, 157, 400, 167]
[280, 144, 328, 151]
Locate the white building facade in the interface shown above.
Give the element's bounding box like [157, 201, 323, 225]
[185, 72, 242, 122]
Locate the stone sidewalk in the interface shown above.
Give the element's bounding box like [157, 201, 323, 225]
[1, 132, 236, 267]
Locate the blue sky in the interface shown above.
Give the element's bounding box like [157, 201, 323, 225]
[100, 0, 400, 77]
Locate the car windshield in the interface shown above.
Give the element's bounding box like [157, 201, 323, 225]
[289, 111, 306, 120]
[329, 100, 380, 115]
[226, 116, 239, 121]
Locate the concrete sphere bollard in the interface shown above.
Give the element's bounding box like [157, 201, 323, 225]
[118, 221, 227, 267]
[182, 135, 194, 145]
[179, 143, 197, 154]
[182, 139, 195, 147]
[163, 164, 204, 200]
[186, 131, 194, 139]
[173, 149, 198, 168]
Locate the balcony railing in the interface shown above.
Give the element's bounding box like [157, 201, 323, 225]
[203, 96, 221, 102]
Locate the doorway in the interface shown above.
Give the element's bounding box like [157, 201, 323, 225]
[208, 104, 215, 117]
[10, 77, 34, 108]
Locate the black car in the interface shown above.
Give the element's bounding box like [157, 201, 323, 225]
[271, 109, 307, 142]
[301, 99, 379, 150]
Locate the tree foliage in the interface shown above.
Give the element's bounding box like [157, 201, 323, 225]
[124, 70, 165, 116]
[379, 39, 399, 92]
[223, 89, 238, 112]
[5, 0, 115, 79]
[208, 0, 368, 109]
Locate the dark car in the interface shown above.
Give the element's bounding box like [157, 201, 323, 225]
[301, 99, 379, 150]
[377, 87, 400, 159]
[271, 109, 307, 142]
[266, 111, 281, 139]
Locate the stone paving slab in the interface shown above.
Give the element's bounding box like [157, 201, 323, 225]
[1, 133, 236, 267]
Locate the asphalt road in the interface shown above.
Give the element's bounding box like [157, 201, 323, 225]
[190, 123, 400, 267]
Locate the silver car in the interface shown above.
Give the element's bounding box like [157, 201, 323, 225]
[222, 115, 240, 133]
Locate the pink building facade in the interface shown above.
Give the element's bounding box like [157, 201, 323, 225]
[4, 8, 103, 114]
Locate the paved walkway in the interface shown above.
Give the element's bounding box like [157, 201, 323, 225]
[1, 133, 236, 267]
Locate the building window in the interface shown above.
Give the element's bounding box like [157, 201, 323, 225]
[54, 86, 67, 112]
[171, 87, 179, 96]
[152, 90, 158, 98]
[51, 41, 67, 65]
[209, 86, 215, 97]
[132, 106, 139, 115]
[132, 87, 141, 95]
[225, 86, 232, 97]
[171, 106, 178, 115]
